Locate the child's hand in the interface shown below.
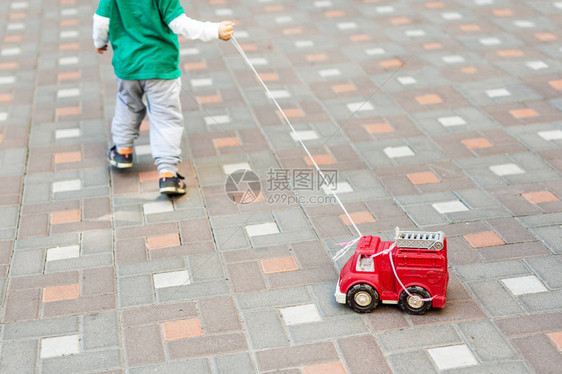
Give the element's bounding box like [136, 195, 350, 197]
[96, 45, 108, 54]
[219, 21, 234, 41]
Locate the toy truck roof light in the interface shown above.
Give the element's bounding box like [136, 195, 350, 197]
[395, 230, 445, 250]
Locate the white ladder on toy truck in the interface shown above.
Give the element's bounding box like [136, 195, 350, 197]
[395, 230, 445, 250]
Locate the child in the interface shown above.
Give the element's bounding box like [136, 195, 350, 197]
[92, 0, 234, 195]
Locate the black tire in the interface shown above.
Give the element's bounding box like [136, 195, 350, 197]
[399, 286, 432, 315]
[347, 283, 379, 313]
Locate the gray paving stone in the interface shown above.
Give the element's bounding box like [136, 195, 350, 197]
[377, 325, 461, 353]
[455, 260, 530, 282]
[244, 309, 289, 350]
[41, 349, 121, 374]
[250, 231, 317, 248]
[387, 350, 437, 374]
[529, 225, 562, 254]
[189, 253, 224, 281]
[0, 149, 26, 176]
[309, 282, 349, 318]
[214, 353, 257, 374]
[15, 233, 79, 251]
[255, 342, 339, 372]
[129, 359, 211, 374]
[524, 256, 562, 289]
[519, 212, 562, 228]
[0, 228, 16, 241]
[10, 249, 45, 276]
[45, 253, 113, 273]
[0, 339, 38, 374]
[458, 320, 517, 362]
[468, 280, 524, 317]
[451, 361, 530, 374]
[274, 208, 312, 232]
[117, 258, 186, 277]
[289, 314, 368, 345]
[213, 227, 250, 251]
[156, 279, 230, 302]
[118, 275, 154, 308]
[22, 183, 51, 205]
[520, 289, 562, 313]
[3, 316, 79, 340]
[83, 312, 120, 350]
[237, 287, 312, 310]
[0, 206, 18, 228]
[81, 230, 112, 255]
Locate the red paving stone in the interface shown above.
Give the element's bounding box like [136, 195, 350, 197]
[463, 231, 505, 248]
[350, 34, 371, 42]
[339, 211, 376, 225]
[184, 62, 206, 70]
[461, 138, 493, 149]
[379, 59, 403, 68]
[548, 332, 562, 350]
[213, 137, 240, 148]
[56, 106, 81, 117]
[364, 123, 394, 134]
[261, 256, 299, 274]
[54, 151, 81, 164]
[163, 319, 203, 340]
[498, 50, 524, 57]
[304, 154, 335, 166]
[423, 42, 443, 50]
[51, 209, 81, 224]
[406, 171, 440, 185]
[306, 54, 328, 62]
[549, 80, 562, 91]
[521, 191, 559, 204]
[415, 94, 443, 105]
[196, 95, 222, 104]
[147, 234, 180, 250]
[259, 72, 279, 82]
[509, 108, 539, 119]
[138, 170, 159, 183]
[331, 84, 356, 93]
[460, 24, 481, 32]
[58, 71, 80, 80]
[43, 284, 80, 302]
[303, 362, 347, 374]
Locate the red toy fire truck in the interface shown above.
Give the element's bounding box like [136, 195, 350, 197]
[335, 229, 449, 314]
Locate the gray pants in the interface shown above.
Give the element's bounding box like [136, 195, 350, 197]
[111, 78, 183, 174]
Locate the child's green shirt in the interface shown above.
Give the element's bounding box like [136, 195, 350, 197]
[95, 0, 184, 80]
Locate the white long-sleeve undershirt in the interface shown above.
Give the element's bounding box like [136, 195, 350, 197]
[92, 13, 109, 48]
[92, 13, 219, 48]
[168, 14, 219, 42]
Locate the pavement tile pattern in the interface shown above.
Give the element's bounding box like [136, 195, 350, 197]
[0, 0, 561, 373]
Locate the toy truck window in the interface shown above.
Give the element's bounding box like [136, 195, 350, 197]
[356, 255, 374, 272]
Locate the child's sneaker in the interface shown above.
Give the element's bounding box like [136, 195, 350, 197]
[108, 146, 133, 168]
[159, 172, 186, 195]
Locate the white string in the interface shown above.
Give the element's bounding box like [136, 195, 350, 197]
[231, 36, 362, 239]
[332, 237, 360, 262]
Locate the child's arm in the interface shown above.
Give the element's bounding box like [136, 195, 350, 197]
[93, 14, 110, 54]
[168, 15, 233, 41]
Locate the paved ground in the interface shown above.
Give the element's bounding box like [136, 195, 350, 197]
[0, 0, 561, 372]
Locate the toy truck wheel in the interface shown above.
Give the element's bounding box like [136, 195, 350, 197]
[347, 284, 379, 313]
[399, 286, 432, 315]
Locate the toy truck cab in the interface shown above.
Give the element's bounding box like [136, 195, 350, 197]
[335, 230, 449, 314]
